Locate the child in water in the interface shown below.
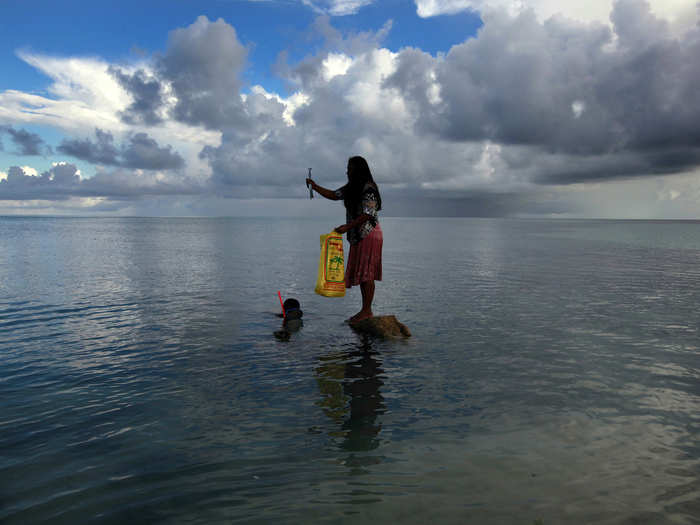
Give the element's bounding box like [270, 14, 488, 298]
[274, 298, 303, 341]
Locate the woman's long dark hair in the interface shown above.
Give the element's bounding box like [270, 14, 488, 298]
[343, 156, 382, 213]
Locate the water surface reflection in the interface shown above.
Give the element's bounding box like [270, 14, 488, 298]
[315, 336, 386, 471]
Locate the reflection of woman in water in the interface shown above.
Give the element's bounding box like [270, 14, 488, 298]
[315, 337, 385, 453]
[307, 156, 383, 322]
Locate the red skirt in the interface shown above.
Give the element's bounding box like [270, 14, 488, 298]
[345, 223, 383, 288]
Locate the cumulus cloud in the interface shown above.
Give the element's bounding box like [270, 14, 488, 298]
[109, 16, 253, 132]
[58, 129, 185, 170]
[163, 16, 249, 129]
[1, 126, 52, 156]
[387, 1, 700, 184]
[413, 0, 698, 32]
[194, 3, 700, 202]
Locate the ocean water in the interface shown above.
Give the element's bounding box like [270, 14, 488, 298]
[1, 216, 699, 524]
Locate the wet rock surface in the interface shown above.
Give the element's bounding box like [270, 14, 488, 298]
[350, 315, 411, 338]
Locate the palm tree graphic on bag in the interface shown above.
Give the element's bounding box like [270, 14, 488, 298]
[329, 254, 344, 270]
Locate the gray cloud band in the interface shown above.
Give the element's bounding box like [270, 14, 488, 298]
[57, 129, 185, 170]
[0, 164, 204, 201]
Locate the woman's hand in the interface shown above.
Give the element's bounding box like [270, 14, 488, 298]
[335, 224, 351, 234]
[307, 180, 341, 201]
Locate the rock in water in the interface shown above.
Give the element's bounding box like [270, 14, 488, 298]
[350, 315, 411, 338]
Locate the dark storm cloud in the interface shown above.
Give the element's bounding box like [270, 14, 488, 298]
[386, 0, 700, 183]
[58, 129, 184, 170]
[533, 147, 700, 185]
[385, 13, 618, 150]
[1, 126, 52, 156]
[109, 66, 164, 125]
[0, 164, 203, 201]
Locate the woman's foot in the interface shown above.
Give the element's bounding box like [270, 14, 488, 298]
[349, 310, 373, 323]
[345, 311, 362, 323]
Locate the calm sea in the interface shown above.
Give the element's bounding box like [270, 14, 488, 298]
[1, 217, 699, 524]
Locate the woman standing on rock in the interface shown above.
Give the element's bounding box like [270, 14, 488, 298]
[307, 156, 383, 322]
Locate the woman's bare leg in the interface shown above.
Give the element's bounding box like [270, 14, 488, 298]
[350, 280, 374, 322]
[361, 280, 374, 313]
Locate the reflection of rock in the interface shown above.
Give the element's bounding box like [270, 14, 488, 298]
[350, 315, 411, 338]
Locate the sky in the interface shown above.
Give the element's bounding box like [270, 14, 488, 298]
[1, 0, 699, 218]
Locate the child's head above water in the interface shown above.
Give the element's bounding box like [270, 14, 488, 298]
[275, 297, 303, 340]
[283, 298, 300, 311]
[283, 298, 303, 320]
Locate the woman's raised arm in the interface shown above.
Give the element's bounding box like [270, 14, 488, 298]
[306, 178, 341, 200]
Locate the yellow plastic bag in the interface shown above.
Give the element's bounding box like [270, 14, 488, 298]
[315, 230, 346, 297]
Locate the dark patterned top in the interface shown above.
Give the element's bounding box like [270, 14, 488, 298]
[334, 183, 380, 245]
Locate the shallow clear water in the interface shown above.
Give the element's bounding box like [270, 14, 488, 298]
[1, 217, 699, 524]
